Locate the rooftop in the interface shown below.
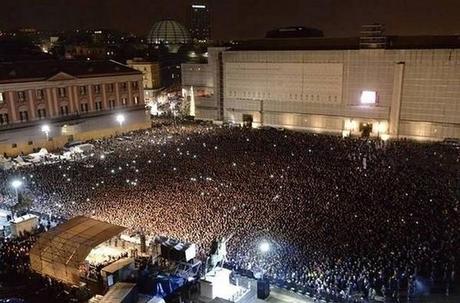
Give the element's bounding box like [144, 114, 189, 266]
[0, 59, 141, 84]
[229, 35, 460, 51]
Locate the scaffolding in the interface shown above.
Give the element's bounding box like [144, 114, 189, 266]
[30, 216, 126, 284]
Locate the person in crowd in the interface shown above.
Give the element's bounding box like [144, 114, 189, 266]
[0, 122, 458, 302]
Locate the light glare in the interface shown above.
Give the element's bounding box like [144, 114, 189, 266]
[360, 90, 377, 104]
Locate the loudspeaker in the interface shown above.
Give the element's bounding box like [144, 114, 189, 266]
[140, 234, 146, 253]
[257, 279, 270, 299]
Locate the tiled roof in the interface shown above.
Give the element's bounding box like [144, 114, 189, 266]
[0, 59, 141, 84]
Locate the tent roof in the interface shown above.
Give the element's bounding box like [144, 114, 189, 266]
[30, 216, 126, 284]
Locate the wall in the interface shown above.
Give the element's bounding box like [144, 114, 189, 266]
[182, 48, 226, 120]
[0, 114, 151, 157]
[220, 48, 460, 140]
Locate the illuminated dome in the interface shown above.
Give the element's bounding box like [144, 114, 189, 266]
[147, 19, 191, 45]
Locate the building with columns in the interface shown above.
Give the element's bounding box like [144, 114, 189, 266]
[182, 36, 460, 141]
[0, 60, 144, 128]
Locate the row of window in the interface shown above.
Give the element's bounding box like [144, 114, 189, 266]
[227, 90, 341, 103]
[0, 82, 140, 103]
[0, 96, 140, 125]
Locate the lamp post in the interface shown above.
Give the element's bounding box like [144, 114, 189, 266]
[41, 124, 50, 140]
[11, 180, 22, 217]
[116, 114, 125, 127]
[116, 114, 125, 135]
[259, 241, 270, 254]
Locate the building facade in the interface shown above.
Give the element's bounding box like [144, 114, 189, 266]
[189, 2, 211, 42]
[127, 59, 161, 104]
[182, 39, 460, 140]
[0, 60, 144, 128]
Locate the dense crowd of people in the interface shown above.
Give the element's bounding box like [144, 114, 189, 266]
[0, 122, 458, 302]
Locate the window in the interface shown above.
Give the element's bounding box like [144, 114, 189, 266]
[94, 85, 101, 94]
[133, 96, 139, 105]
[0, 92, 5, 103]
[60, 105, 69, 116]
[36, 89, 44, 100]
[37, 108, 47, 119]
[58, 87, 67, 98]
[121, 97, 127, 106]
[19, 110, 28, 122]
[107, 83, 114, 93]
[132, 81, 139, 89]
[80, 103, 89, 112]
[120, 82, 127, 91]
[109, 99, 115, 109]
[0, 113, 8, 125]
[360, 90, 377, 104]
[79, 86, 87, 96]
[95, 101, 103, 111]
[18, 91, 26, 101]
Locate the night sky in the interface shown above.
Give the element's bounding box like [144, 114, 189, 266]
[1, 0, 459, 40]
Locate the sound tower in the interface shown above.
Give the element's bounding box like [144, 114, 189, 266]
[257, 279, 270, 299]
[140, 233, 146, 253]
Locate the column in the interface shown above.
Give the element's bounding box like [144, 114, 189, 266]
[389, 62, 405, 137]
[102, 84, 108, 109]
[115, 82, 120, 107]
[88, 85, 94, 111]
[8, 92, 17, 123]
[127, 81, 133, 106]
[51, 88, 59, 116]
[73, 86, 79, 114]
[68, 86, 75, 113]
[27, 90, 36, 120]
[46, 89, 54, 117]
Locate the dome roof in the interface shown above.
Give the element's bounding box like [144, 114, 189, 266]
[147, 20, 191, 45]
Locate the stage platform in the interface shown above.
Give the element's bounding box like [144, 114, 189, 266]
[200, 268, 252, 303]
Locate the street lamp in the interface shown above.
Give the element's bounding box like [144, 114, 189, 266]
[41, 124, 50, 140]
[11, 179, 22, 204]
[116, 114, 125, 127]
[259, 241, 270, 253]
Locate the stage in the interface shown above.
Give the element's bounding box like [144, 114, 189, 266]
[200, 268, 251, 303]
[85, 245, 127, 265]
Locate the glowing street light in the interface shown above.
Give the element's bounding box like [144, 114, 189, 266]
[11, 179, 23, 206]
[41, 124, 50, 140]
[259, 241, 270, 253]
[11, 180, 22, 190]
[116, 114, 125, 127]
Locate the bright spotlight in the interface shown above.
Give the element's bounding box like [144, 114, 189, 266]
[259, 241, 270, 253]
[41, 124, 50, 133]
[11, 180, 22, 189]
[360, 90, 377, 104]
[116, 114, 125, 125]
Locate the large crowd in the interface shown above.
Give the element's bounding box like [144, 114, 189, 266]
[0, 122, 459, 302]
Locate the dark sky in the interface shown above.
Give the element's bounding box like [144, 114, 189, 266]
[1, 0, 459, 40]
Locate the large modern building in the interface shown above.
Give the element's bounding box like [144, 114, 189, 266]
[0, 60, 143, 127]
[189, 2, 211, 42]
[182, 34, 460, 140]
